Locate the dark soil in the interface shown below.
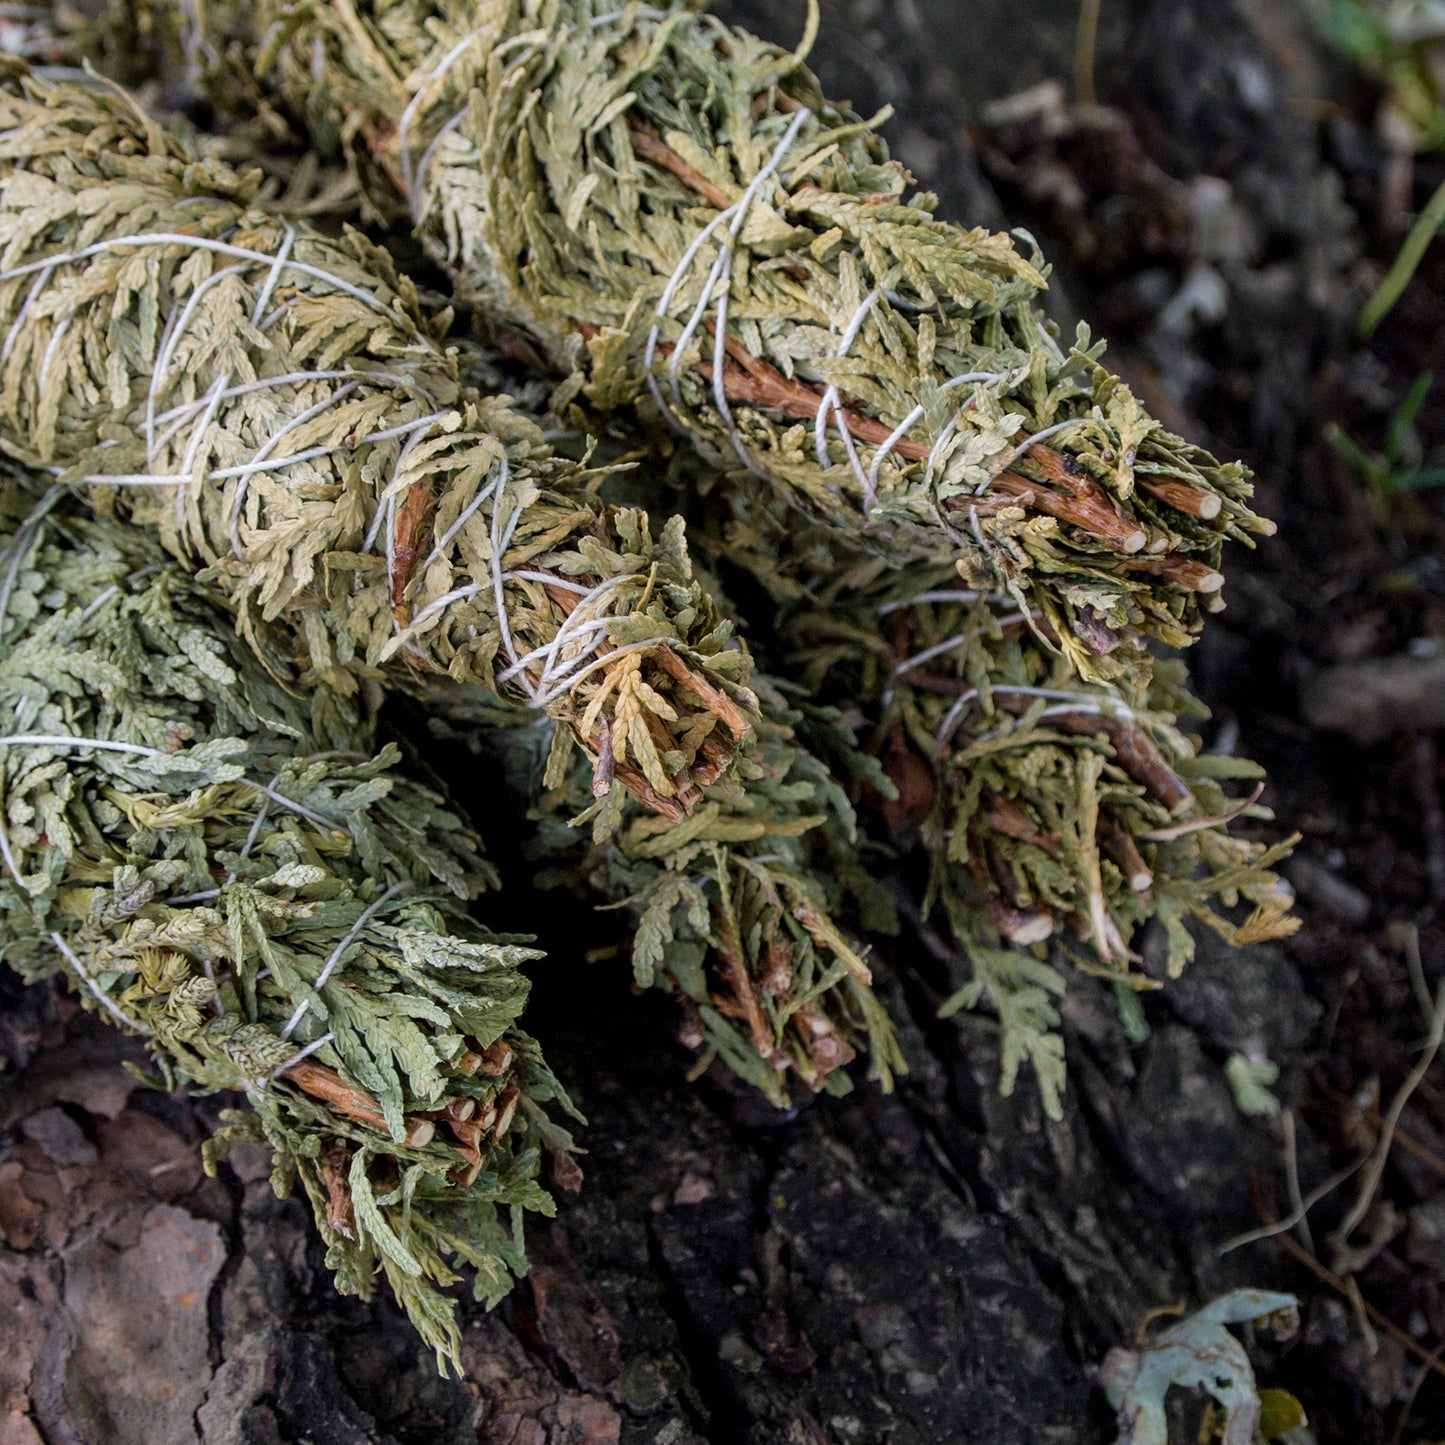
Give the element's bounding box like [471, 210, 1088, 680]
[4, 2, 1445, 1442]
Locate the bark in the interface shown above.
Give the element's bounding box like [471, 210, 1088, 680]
[0, 916, 1319, 1445]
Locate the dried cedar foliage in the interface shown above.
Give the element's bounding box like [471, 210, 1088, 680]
[0, 485, 578, 1369]
[92, 0, 1274, 670]
[0, 64, 902, 1096]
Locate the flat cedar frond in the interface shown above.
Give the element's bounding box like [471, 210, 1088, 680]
[0, 486, 582, 1370]
[423, 672, 907, 1104]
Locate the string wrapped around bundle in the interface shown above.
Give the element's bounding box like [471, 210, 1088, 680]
[0, 65, 901, 1096]
[0, 489, 579, 1371]
[100, 0, 1278, 673]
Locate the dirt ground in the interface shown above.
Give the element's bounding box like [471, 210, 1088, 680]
[3, 1, 1445, 1441]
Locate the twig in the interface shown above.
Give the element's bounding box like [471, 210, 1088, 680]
[1391, 1340, 1445, 1445]
[1323, 1082, 1445, 1181]
[1253, 1187, 1445, 1384]
[1283, 1109, 1314, 1257]
[1401, 921, 1436, 1031]
[283, 1059, 437, 1148]
[1218, 1151, 1365, 1254]
[1334, 979, 1445, 1245]
[1033, 709, 1196, 815]
[1346, 1273, 1380, 1358]
[1112, 553, 1225, 593]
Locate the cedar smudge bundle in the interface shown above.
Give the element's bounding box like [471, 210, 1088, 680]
[0, 68, 753, 820]
[0, 487, 578, 1369]
[684, 481, 1296, 1116]
[112, 0, 1274, 670]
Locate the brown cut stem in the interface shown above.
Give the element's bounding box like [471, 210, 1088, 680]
[1008, 444, 1148, 553]
[628, 116, 733, 209]
[653, 644, 753, 739]
[1136, 476, 1222, 519]
[1251, 1183, 1445, 1385]
[627, 128, 1226, 542]
[967, 828, 1054, 945]
[390, 478, 437, 621]
[792, 1002, 857, 1086]
[476, 1039, 514, 1077]
[283, 1060, 436, 1149]
[712, 906, 776, 1061]
[1114, 553, 1224, 593]
[988, 792, 1062, 856]
[542, 580, 732, 815]
[1099, 814, 1154, 892]
[1022, 707, 1195, 816]
[320, 1142, 356, 1238]
[692, 337, 1150, 551]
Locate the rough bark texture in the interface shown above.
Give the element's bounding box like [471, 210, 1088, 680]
[0, 918, 1318, 1445]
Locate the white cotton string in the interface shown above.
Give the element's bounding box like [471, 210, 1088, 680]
[279, 882, 404, 1039]
[151, 370, 363, 439]
[229, 382, 362, 557]
[0, 263, 54, 364]
[529, 636, 675, 710]
[876, 589, 1005, 615]
[500, 617, 610, 694]
[223, 797, 270, 889]
[249, 223, 296, 325]
[890, 617, 1032, 680]
[933, 685, 1138, 755]
[398, 33, 482, 202]
[504, 570, 589, 594]
[0, 797, 25, 890]
[0, 734, 339, 830]
[270, 1031, 335, 1078]
[50, 931, 148, 1032]
[0, 482, 63, 637]
[814, 288, 879, 499]
[964, 701, 1140, 751]
[76, 585, 120, 625]
[0, 233, 389, 312]
[976, 416, 1093, 495]
[89, 410, 449, 493]
[864, 403, 925, 503]
[587, 5, 666, 25]
[200, 957, 224, 1015]
[644, 107, 813, 456]
[146, 262, 251, 462]
[213, 410, 450, 485]
[176, 373, 230, 535]
[38, 314, 70, 407]
[400, 18, 570, 216]
[387, 583, 486, 648]
[412, 110, 468, 219]
[484, 463, 537, 697]
[862, 370, 1011, 505]
[494, 573, 634, 689]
